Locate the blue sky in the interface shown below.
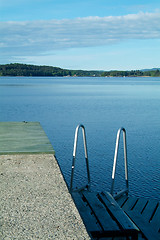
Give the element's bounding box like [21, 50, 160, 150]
[0, 0, 160, 70]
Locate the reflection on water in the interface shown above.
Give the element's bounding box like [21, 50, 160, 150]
[0, 76, 160, 200]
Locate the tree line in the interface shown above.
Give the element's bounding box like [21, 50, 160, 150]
[0, 63, 102, 77]
[0, 63, 160, 77]
[101, 69, 160, 77]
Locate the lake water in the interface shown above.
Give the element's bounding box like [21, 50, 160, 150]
[0, 76, 160, 200]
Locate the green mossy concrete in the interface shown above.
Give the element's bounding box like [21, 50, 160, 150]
[0, 122, 55, 154]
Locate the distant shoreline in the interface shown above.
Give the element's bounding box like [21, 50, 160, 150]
[0, 63, 160, 77]
[1, 76, 160, 78]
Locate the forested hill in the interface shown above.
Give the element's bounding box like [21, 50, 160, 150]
[0, 63, 102, 77]
[0, 63, 160, 77]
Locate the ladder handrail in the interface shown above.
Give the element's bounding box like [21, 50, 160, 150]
[111, 127, 129, 198]
[70, 124, 91, 192]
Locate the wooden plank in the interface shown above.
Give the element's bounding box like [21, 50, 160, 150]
[141, 199, 158, 222]
[116, 195, 128, 208]
[131, 198, 148, 213]
[150, 204, 160, 233]
[99, 192, 139, 232]
[126, 210, 160, 240]
[71, 192, 101, 233]
[82, 191, 119, 232]
[121, 196, 138, 211]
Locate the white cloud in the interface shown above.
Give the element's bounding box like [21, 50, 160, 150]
[0, 12, 160, 61]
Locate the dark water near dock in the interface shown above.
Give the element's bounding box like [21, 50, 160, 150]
[0, 76, 160, 200]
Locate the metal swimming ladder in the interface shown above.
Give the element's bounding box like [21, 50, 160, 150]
[70, 125, 129, 198]
[111, 127, 129, 199]
[69, 124, 91, 192]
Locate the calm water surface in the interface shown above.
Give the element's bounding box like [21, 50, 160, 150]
[0, 77, 160, 200]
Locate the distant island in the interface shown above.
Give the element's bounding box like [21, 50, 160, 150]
[0, 63, 160, 77]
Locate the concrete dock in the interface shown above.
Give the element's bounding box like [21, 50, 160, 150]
[0, 122, 90, 239]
